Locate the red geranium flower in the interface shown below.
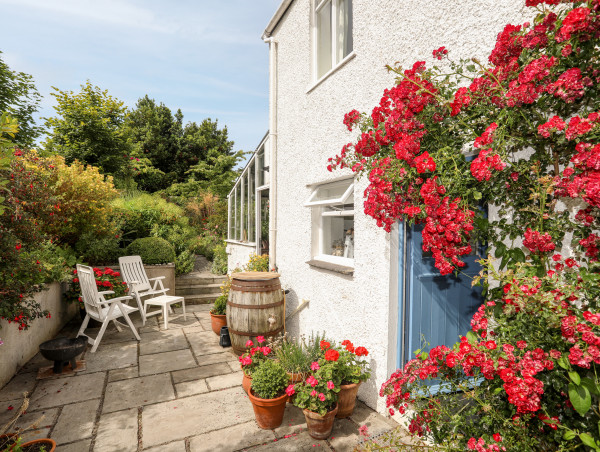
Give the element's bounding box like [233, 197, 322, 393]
[320, 340, 331, 350]
[324, 349, 340, 362]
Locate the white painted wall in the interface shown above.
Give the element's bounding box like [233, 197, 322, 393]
[0, 283, 77, 389]
[227, 242, 257, 272]
[268, 0, 530, 413]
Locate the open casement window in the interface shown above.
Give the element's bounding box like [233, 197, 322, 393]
[315, 0, 353, 80]
[306, 179, 354, 266]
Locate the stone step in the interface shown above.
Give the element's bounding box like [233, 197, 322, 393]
[181, 293, 220, 305]
[176, 284, 222, 296]
[176, 276, 227, 288]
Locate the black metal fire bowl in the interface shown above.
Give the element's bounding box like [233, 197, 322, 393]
[39, 337, 87, 374]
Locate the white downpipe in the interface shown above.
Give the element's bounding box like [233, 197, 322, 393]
[264, 37, 278, 271]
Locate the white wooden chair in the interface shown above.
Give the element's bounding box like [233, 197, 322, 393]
[118, 255, 186, 329]
[76, 264, 141, 353]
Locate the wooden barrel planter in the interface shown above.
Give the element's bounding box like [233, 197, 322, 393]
[227, 272, 285, 355]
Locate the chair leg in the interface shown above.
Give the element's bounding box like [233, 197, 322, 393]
[112, 319, 123, 332]
[117, 303, 141, 341]
[163, 304, 168, 330]
[77, 314, 90, 338]
[91, 319, 111, 353]
[182, 300, 186, 321]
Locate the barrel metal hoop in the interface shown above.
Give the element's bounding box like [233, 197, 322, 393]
[227, 300, 284, 309]
[230, 283, 280, 292]
[228, 326, 284, 337]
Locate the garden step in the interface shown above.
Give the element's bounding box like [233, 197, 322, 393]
[176, 284, 222, 296]
[176, 276, 227, 288]
[181, 293, 220, 305]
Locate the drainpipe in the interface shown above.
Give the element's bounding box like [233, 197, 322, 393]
[263, 36, 278, 271]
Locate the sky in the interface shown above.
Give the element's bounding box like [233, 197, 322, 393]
[0, 0, 281, 156]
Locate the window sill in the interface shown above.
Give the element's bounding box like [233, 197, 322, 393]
[306, 259, 354, 276]
[306, 51, 357, 94]
[225, 240, 257, 248]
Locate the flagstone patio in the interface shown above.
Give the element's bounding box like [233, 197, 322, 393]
[0, 305, 401, 451]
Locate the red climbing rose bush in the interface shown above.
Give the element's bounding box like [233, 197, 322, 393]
[330, 0, 600, 450]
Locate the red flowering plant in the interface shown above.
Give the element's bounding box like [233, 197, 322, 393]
[330, 339, 371, 385]
[332, 0, 600, 450]
[289, 346, 341, 416]
[64, 267, 128, 307]
[238, 335, 272, 376]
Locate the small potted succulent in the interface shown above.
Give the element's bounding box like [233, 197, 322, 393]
[332, 340, 370, 418]
[247, 360, 289, 429]
[288, 345, 341, 440]
[239, 336, 271, 393]
[210, 294, 227, 335]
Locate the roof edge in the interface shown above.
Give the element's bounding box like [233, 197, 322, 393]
[262, 0, 295, 39]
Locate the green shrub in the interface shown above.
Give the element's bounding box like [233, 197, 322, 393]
[151, 222, 195, 255]
[175, 249, 194, 275]
[112, 193, 186, 245]
[125, 237, 175, 264]
[250, 360, 288, 399]
[212, 294, 227, 315]
[245, 253, 269, 272]
[75, 232, 122, 265]
[211, 242, 228, 275]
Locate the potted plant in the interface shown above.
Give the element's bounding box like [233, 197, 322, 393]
[271, 334, 312, 385]
[289, 346, 341, 440]
[4, 437, 57, 452]
[1, 395, 57, 452]
[210, 294, 227, 335]
[239, 336, 271, 393]
[247, 359, 289, 429]
[332, 340, 371, 418]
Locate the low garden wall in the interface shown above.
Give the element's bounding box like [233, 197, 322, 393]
[225, 241, 256, 273]
[0, 282, 77, 389]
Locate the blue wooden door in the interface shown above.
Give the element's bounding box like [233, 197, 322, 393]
[399, 224, 484, 365]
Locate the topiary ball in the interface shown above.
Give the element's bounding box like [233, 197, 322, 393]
[125, 237, 176, 264]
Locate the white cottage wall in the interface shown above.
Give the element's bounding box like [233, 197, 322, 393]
[269, 0, 530, 412]
[226, 242, 257, 271]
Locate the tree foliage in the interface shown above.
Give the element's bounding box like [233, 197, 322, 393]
[0, 51, 42, 147]
[44, 81, 134, 177]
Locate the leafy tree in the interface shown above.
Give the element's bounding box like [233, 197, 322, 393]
[43, 81, 133, 177]
[183, 147, 244, 199]
[124, 95, 181, 190]
[0, 51, 42, 147]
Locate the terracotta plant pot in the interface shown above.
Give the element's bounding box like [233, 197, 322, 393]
[21, 438, 57, 452]
[287, 371, 304, 385]
[248, 389, 288, 429]
[336, 381, 362, 418]
[210, 312, 227, 336]
[242, 372, 252, 394]
[303, 404, 338, 440]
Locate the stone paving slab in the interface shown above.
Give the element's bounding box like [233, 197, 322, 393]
[174, 380, 209, 398]
[139, 348, 196, 376]
[29, 372, 104, 410]
[108, 366, 139, 382]
[139, 329, 188, 355]
[51, 398, 100, 444]
[0, 372, 36, 402]
[329, 417, 366, 451]
[0, 406, 59, 434]
[157, 313, 201, 330]
[146, 440, 187, 451]
[195, 351, 237, 367]
[350, 401, 398, 437]
[188, 421, 276, 452]
[81, 341, 138, 374]
[186, 331, 226, 356]
[273, 405, 307, 438]
[245, 431, 331, 451]
[142, 386, 254, 447]
[172, 363, 231, 384]
[95, 408, 138, 452]
[58, 438, 92, 452]
[206, 371, 243, 391]
[103, 373, 175, 413]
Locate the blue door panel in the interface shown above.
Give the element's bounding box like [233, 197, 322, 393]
[402, 224, 483, 364]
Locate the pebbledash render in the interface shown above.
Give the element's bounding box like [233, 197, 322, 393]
[227, 0, 529, 413]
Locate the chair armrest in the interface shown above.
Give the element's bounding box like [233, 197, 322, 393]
[127, 280, 140, 285]
[102, 295, 134, 304]
[148, 276, 166, 281]
[98, 290, 115, 296]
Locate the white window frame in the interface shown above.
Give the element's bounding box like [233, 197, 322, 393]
[313, 0, 353, 83]
[306, 178, 354, 267]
